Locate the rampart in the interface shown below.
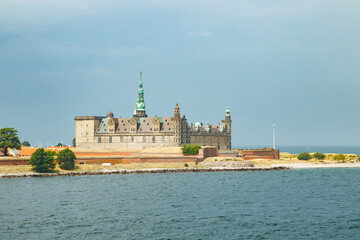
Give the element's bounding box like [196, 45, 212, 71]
[241, 149, 280, 160]
[0, 147, 219, 166]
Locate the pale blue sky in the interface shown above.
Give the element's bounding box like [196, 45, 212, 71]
[1, 0, 359, 147]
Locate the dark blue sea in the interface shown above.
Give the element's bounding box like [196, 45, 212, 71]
[237, 145, 360, 156]
[1, 169, 360, 239]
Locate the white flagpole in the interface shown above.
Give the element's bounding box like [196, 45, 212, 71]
[273, 123, 276, 149]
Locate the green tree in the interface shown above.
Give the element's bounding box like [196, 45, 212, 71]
[57, 148, 76, 170]
[182, 144, 202, 155]
[22, 141, 31, 147]
[72, 137, 76, 147]
[29, 148, 56, 173]
[56, 142, 63, 147]
[0, 128, 21, 156]
[333, 154, 346, 162]
[312, 152, 325, 160]
[297, 152, 312, 160]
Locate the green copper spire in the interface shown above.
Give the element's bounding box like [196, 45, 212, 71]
[226, 106, 230, 114]
[133, 71, 147, 117]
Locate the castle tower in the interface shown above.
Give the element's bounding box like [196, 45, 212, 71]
[173, 103, 181, 145]
[224, 106, 231, 132]
[222, 106, 232, 149]
[174, 103, 180, 118]
[133, 71, 147, 118]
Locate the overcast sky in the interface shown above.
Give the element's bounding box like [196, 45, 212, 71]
[1, 0, 359, 147]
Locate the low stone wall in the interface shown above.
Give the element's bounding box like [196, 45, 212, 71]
[76, 157, 198, 165]
[0, 147, 218, 166]
[241, 149, 280, 160]
[0, 159, 30, 165]
[219, 150, 239, 157]
[1, 156, 199, 166]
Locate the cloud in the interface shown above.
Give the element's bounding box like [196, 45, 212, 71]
[0, 0, 359, 33]
[188, 30, 213, 38]
[0, 0, 93, 32]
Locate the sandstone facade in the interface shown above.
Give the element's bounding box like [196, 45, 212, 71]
[75, 72, 231, 150]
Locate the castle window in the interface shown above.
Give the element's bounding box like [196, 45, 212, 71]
[120, 136, 123, 143]
[169, 128, 171, 130]
[150, 128, 152, 131]
[143, 136, 146, 142]
[147, 123, 149, 125]
[131, 136, 134, 142]
[162, 136, 165, 142]
[152, 136, 155, 143]
[109, 137, 112, 143]
[98, 137, 101, 143]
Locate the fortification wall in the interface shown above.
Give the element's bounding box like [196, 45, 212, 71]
[241, 149, 280, 160]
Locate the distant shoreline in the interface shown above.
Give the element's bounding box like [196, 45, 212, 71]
[2, 162, 360, 178]
[0, 166, 289, 178]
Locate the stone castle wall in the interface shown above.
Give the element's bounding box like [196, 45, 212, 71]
[76, 134, 177, 149]
[190, 134, 231, 150]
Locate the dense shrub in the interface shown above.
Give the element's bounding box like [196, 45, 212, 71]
[29, 148, 56, 173]
[182, 144, 201, 155]
[57, 148, 76, 170]
[297, 152, 312, 160]
[22, 141, 31, 147]
[312, 152, 325, 160]
[184, 163, 189, 167]
[333, 154, 346, 162]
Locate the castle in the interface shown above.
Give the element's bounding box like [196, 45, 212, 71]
[75, 72, 232, 150]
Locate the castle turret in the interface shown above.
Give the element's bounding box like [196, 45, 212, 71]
[174, 103, 180, 118]
[173, 103, 181, 145]
[222, 106, 232, 149]
[133, 71, 147, 118]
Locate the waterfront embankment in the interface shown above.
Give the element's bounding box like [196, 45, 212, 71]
[0, 166, 290, 178]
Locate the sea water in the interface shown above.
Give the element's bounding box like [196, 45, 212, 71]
[1, 169, 360, 239]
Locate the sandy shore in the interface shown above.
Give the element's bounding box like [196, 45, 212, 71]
[271, 163, 360, 169]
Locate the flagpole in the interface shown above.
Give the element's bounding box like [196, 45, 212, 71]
[273, 123, 276, 149]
